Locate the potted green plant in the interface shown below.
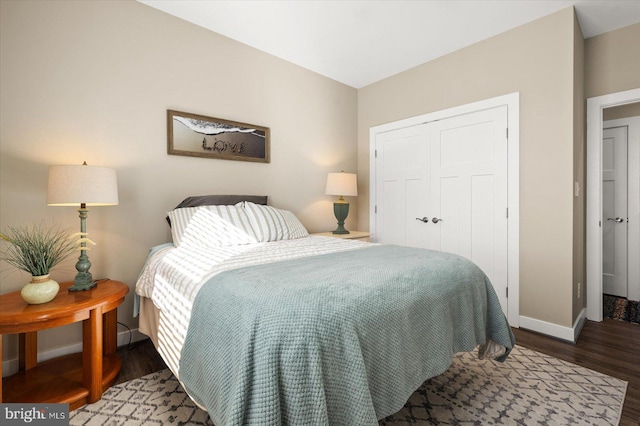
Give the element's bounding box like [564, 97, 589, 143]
[0, 223, 78, 304]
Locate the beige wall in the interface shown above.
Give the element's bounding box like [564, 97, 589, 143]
[358, 7, 579, 327]
[0, 1, 357, 359]
[604, 102, 640, 121]
[572, 12, 586, 322]
[585, 23, 640, 99]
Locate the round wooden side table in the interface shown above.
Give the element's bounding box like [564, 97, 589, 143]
[0, 279, 129, 410]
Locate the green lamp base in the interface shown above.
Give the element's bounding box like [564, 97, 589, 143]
[68, 272, 97, 292]
[68, 206, 97, 292]
[332, 202, 351, 234]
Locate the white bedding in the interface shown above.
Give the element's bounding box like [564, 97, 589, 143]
[135, 236, 371, 378]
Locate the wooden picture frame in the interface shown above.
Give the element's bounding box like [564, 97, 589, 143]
[167, 110, 270, 163]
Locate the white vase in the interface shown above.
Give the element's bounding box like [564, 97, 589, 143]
[21, 274, 60, 304]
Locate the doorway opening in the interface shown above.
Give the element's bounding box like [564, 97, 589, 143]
[586, 88, 640, 321]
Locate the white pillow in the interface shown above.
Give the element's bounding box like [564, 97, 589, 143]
[168, 205, 257, 247]
[179, 208, 258, 249]
[241, 202, 309, 242]
[280, 209, 310, 239]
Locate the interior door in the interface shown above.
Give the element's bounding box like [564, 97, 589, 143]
[602, 126, 628, 297]
[428, 106, 509, 311]
[375, 124, 429, 248]
[374, 106, 509, 314]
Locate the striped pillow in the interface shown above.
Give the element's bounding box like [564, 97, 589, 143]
[280, 209, 310, 239]
[168, 205, 257, 247]
[241, 202, 309, 242]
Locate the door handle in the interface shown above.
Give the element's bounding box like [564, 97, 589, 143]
[415, 217, 429, 223]
[432, 217, 443, 224]
[607, 217, 624, 223]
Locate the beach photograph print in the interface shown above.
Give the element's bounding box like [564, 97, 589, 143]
[167, 110, 270, 163]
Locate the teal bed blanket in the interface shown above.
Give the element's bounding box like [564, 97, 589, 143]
[180, 244, 514, 425]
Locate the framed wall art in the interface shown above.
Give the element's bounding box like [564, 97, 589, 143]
[167, 110, 270, 163]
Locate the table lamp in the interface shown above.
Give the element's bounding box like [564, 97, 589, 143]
[325, 171, 357, 234]
[47, 162, 118, 291]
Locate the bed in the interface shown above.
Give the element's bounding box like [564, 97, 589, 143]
[135, 195, 514, 425]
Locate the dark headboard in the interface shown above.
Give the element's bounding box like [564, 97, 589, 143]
[166, 195, 268, 226]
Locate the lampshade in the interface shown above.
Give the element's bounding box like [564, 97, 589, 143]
[48, 164, 119, 206]
[325, 172, 358, 197]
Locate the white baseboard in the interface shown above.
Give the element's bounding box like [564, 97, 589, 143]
[2, 328, 148, 377]
[573, 308, 587, 342]
[519, 309, 586, 343]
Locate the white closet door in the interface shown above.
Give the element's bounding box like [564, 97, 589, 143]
[375, 124, 430, 248]
[602, 126, 628, 298]
[375, 106, 509, 315]
[428, 106, 509, 312]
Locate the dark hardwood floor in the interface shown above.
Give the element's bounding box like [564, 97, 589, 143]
[116, 319, 640, 425]
[115, 338, 166, 386]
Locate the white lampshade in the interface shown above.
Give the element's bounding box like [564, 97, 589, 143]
[325, 172, 358, 197]
[47, 164, 119, 206]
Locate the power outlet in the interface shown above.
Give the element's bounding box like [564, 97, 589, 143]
[577, 282, 581, 298]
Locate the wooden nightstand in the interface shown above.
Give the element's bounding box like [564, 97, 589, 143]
[312, 231, 370, 241]
[0, 279, 129, 410]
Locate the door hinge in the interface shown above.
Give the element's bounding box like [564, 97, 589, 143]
[375, 149, 378, 158]
[506, 207, 509, 218]
[375, 205, 377, 213]
[506, 287, 508, 298]
[506, 128, 509, 139]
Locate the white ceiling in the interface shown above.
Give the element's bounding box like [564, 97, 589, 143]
[139, 0, 640, 88]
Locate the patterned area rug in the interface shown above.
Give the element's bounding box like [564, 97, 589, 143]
[70, 346, 627, 425]
[604, 294, 640, 324]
